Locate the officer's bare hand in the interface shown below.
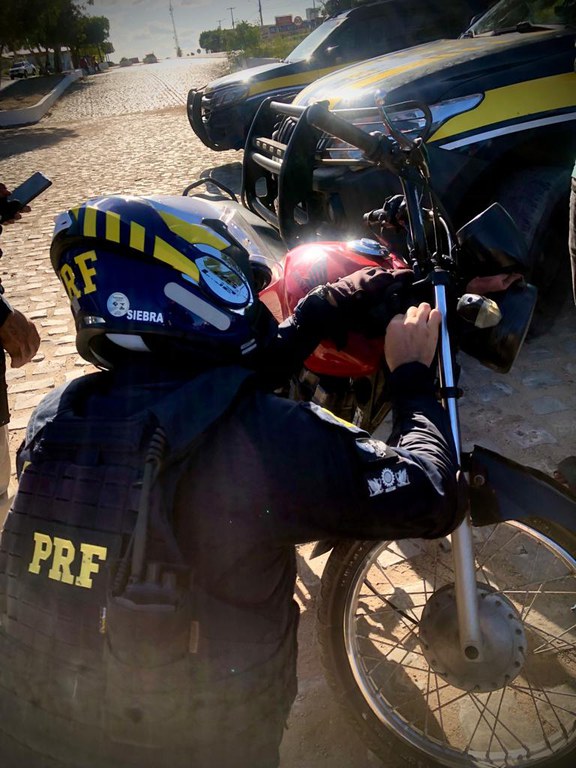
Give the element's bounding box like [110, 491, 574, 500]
[385, 302, 441, 372]
[0, 310, 41, 367]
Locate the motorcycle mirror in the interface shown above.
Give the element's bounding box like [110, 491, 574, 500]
[457, 293, 502, 329]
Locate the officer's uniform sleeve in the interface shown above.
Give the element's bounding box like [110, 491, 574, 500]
[264, 362, 461, 543]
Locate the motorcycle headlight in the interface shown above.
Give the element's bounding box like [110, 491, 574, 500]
[323, 94, 484, 159]
[205, 83, 250, 110]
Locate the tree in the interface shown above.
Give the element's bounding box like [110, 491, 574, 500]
[233, 21, 261, 53]
[199, 29, 224, 53]
[199, 22, 261, 55]
[0, 0, 111, 75]
[81, 16, 111, 60]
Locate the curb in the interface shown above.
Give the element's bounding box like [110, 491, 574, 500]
[0, 69, 84, 128]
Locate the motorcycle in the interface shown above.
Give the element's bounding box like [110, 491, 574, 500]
[182, 100, 576, 768]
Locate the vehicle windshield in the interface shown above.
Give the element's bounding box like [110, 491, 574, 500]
[466, 0, 575, 35]
[285, 18, 344, 62]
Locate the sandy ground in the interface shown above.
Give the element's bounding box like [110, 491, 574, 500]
[0, 58, 574, 768]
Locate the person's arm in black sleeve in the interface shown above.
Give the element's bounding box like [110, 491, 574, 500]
[253, 266, 414, 388]
[262, 303, 461, 544]
[343, 302, 460, 539]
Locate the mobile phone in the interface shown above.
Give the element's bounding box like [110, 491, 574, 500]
[7, 172, 52, 209]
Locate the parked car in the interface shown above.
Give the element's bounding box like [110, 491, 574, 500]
[243, 0, 576, 326]
[9, 61, 37, 79]
[187, 0, 490, 151]
[143, 53, 158, 64]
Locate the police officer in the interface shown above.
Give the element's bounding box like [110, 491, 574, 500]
[0, 195, 459, 768]
[0, 183, 41, 515]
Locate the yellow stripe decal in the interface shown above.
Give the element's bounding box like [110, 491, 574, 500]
[429, 72, 576, 142]
[130, 221, 146, 251]
[247, 65, 343, 98]
[84, 206, 97, 237]
[154, 237, 200, 282]
[319, 53, 458, 108]
[159, 212, 228, 251]
[349, 54, 454, 92]
[105, 211, 121, 243]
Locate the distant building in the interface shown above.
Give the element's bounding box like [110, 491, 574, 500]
[2, 47, 73, 72]
[260, 13, 320, 38]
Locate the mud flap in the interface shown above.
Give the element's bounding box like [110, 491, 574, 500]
[468, 445, 576, 534]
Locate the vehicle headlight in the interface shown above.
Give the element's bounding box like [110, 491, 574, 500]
[323, 94, 484, 160]
[205, 83, 250, 110]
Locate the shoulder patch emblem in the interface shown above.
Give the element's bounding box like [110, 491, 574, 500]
[367, 466, 411, 497]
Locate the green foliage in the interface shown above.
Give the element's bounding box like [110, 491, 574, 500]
[200, 22, 261, 54]
[259, 31, 308, 59]
[199, 22, 310, 59]
[0, 0, 111, 73]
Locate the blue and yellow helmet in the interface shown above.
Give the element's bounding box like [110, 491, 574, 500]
[50, 195, 277, 369]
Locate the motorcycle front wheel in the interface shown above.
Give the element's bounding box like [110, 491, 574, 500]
[317, 519, 576, 768]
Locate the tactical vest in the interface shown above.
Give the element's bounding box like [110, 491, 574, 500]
[0, 367, 297, 768]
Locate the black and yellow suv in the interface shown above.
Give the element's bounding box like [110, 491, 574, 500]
[187, 0, 488, 151]
[243, 0, 576, 320]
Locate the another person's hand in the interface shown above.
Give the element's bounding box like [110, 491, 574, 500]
[0, 183, 30, 225]
[385, 302, 441, 372]
[0, 310, 41, 368]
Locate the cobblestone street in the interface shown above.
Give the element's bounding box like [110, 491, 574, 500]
[0, 57, 575, 768]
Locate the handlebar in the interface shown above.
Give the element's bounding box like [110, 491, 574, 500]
[305, 103, 383, 160]
[305, 102, 429, 183]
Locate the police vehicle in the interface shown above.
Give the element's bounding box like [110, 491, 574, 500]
[187, 0, 489, 151]
[243, 0, 576, 324]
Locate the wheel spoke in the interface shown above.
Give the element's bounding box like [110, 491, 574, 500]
[511, 683, 576, 715]
[523, 619, 576, 653]
[468, 691, 523, 755]
[339, 523, 576, 766]
[475, 529, 523, 571]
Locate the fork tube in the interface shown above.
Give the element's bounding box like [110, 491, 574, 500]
[435, 279, 483, 661]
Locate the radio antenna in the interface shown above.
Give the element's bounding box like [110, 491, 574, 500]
[169, 0, 183, 57]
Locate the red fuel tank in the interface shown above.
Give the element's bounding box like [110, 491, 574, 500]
[259, 240, 407, 377]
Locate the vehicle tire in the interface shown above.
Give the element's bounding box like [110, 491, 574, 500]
[496, 166, 571, 335]
[317, 519, 576, 768]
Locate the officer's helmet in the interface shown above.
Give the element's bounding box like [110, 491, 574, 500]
[50, 195, 277, 369]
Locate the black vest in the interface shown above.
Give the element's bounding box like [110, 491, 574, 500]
[0, 367, 297, 768]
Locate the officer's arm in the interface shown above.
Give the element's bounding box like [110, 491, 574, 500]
[346, 303, 460, 538]
[253, 267, 413, 389]
[268, 305, 462, 541]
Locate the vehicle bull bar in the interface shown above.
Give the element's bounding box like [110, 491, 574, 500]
[242, 98, 380, 246]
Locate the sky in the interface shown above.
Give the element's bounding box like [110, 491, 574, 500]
[89, 0, 316, 61]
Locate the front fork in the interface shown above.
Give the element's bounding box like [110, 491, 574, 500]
[435, 274, 484, 662]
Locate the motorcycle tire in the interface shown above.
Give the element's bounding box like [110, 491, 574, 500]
[496, 166, 571, 336]
[317, 518, 576, 768]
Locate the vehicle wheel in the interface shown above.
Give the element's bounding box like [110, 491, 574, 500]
[318, 519, 576, 768]
[496, 167, 571, 335]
